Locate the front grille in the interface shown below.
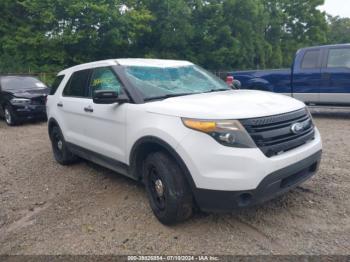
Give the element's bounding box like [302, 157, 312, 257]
[240, 108, 315, 157]
[30, 96, 46, 105]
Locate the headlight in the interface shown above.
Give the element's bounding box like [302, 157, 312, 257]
[10, 98, 31, 105]
[182, 118, 256, 148]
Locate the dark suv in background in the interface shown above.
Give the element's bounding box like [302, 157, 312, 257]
[0, 75, 49, 126]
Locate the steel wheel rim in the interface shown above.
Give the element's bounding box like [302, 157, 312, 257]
[4, 109, 11, 124]
[52, 131, 63, 154]
[148, 166, 166, 211]
[57, 140, 63, 150]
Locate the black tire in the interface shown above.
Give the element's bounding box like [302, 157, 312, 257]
[143, 151, 193, 225]
[49, 126, 78, 165]
[4, 105, 18, 126]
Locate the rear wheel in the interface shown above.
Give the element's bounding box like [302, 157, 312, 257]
[143, 151, 193, 225]
[49, 126, 78, 165]
[4, 105, 18, 126]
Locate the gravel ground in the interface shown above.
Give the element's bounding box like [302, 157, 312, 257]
[0, 108, 349, 255]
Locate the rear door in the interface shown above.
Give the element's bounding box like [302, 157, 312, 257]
[58, 69, 92, 147]
[320, 47, 350, 105]
[292, 48, 322, 103]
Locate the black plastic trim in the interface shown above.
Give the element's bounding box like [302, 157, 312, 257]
[65, 138, 196, 189]
[129, 136, 197, 189]
[241, 108, 315, 157]
[241, 108, 308, 126]
[48, 118, 59, 135]
[112, 65, 144, 104]
[66, 142, 131, 179]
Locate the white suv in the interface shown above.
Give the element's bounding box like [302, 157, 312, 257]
[47, 59, 322, 225]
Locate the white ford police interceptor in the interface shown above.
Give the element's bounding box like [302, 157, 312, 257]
[46, 59, 322, 225]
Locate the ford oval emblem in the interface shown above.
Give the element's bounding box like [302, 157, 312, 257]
[291, 123, 304, 134]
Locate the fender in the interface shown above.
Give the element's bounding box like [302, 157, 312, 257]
[129, 136, 196, 190]
[48, 117, 60, 135]
[246, 78, 274, 92]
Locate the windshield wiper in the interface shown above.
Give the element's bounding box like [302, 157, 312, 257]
[144, 88, 229, 102]
[144, 93, 194, 101]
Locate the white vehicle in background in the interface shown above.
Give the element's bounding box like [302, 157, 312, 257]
[46, 59, 322, 225]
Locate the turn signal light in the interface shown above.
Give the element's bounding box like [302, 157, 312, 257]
[182, 119, 217, 133]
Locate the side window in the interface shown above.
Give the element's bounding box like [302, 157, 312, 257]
[89, 67, 122, 96]
[301, 50, 321, 69]
[327, 48, 350, 68]
[63, 69, 91, 98]
[49, 75, 65, 95]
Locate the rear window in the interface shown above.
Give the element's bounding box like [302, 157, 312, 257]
[50, 75, 65, 95]
[301, 50, 321, 69]
[327, 48, 350, 68]
[63, 70, 91, 98]
[1, 76, 47, 91]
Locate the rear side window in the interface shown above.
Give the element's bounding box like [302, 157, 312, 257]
[50, 75, 64, 95]
[301, 50, 321, 69]
[63, 69, 91, 97]
[327, 48, 350, 68]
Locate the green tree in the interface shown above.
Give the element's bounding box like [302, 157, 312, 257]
[327, 15, 350, 44]
[0, 0, 341, 75]
[0, 0, 153, 73]
[262, 0, 327, 67]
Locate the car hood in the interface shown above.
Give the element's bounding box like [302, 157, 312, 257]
[145, 90, 305, 119]
[10, 88, 49, 99]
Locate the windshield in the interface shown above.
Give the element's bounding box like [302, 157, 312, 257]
[124, 65, 229, 101]
[1, 76, 47, 91]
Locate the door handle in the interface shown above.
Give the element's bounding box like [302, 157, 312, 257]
[57, 102, 63, 108]
[84, 106, 94, 113]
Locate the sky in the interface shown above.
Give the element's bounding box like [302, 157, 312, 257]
[320, 0, 350, 18]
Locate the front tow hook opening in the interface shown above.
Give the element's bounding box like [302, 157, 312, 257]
[238, 193, 253, 207]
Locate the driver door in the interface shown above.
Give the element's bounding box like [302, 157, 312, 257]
[82, 67, 128, 164]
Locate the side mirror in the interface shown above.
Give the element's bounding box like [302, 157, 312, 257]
[232, 79, 241, 90]
[93, 90, 129, 104]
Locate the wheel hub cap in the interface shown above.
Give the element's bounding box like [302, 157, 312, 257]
[57, 140, 63, 150]
[154, 179, 164, 197]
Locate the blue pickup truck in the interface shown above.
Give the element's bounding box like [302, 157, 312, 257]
[231, 44, 350, 106]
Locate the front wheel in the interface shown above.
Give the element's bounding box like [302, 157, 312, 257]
[143, 151, 193, 225]
[49, 126, 78, 165]
[4, 105, 18, 126]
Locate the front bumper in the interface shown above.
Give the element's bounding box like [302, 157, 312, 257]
[192, 150, 322, 211]
[177, 127, 322, 191]
[12, 104, 46, 120]
[175, 126, 322, 211]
